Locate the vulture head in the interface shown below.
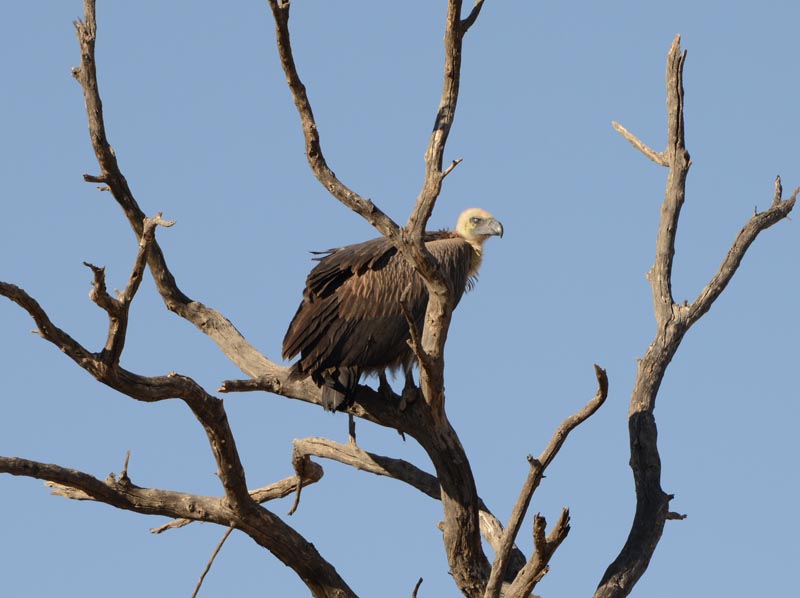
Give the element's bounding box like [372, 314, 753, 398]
[455, 207, 503, 272]
[456, 207, 503, 241]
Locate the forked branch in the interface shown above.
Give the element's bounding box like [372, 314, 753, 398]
[85, 213, 173, 366]
[73, 0, 276, 382]
[687, 175, 797, 326]
[597, 35, 795, 598]
[266, 2, 492, 596]
[265, 0, 400, 242]
[291, 436, 526, 576]
[0, 455, 233, 522]
[0, 235, 354, 598]
[504, 509, 571, 597]
[151, 462, 324, 534]
[485, 366, 608, 598]
[72, 0, 418, 445]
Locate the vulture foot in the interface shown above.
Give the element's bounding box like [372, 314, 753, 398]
[377, 372, 396, 401]
[399, 385, 420, 411]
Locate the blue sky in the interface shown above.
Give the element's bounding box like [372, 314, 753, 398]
[2, 2, 798, 597]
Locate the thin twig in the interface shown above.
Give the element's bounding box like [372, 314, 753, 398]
[442, 158, 463, 179]
[461, 0, 486, 31]
[287, 449, 310, 516]
[772, 175, 783, 205]
[483, 457, 541, 598]
[120, 450, 131, 482]
[687, 183, 797, 327]
[485, 365, 608, 598]
[192, 526, 235, 598]
[265, 0, 400, 242]
[611, 122, 668, 166]
[411, 577, 424, 598]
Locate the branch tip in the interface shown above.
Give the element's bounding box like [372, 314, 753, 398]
[461, 0, 486, 31]
[192, 526, 235, 598]
[411, 577, 424, 598]
[773, 175, 783, 204]
[612, 121, 668, 166]
[593, 364, 609, 395]
[120, 450, 131, 481]
[442, 158, 463, 179]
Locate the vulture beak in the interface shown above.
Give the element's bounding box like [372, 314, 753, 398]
[480, 218, 504, 238]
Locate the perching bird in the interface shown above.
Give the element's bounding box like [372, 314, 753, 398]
[282, 207, 503, 411]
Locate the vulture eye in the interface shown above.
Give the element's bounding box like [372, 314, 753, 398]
[470, 217, 481, 225]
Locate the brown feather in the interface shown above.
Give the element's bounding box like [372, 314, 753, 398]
[283, 210, 500, 411]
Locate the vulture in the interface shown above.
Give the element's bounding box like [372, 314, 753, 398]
[282, 207, 503, 411]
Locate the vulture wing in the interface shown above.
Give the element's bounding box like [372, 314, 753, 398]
[282, 232, 475, 409]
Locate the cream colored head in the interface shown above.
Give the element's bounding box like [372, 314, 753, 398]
[455, 208, 504, 245]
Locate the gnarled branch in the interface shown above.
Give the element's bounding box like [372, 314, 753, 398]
[596, 35, 795, 598]
[485, 366, 608, 598]
[73, 0, 275, 382]
[265, 2, 492, 595]
[504, 509, 571, 598]
[1, 266, 354, 598]
[291, 436, 527, 578]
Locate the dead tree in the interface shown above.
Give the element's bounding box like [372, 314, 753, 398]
[0, 2, 794, 598]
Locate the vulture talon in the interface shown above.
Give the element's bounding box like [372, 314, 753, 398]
[399, 366, 419, 411]
[399, 386, 420, 412]
[377, 371, 395, 401]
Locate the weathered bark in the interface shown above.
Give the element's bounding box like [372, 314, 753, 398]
[5, 4, 790, 598]
[265, 1, 495, 595]
[595, 35, 796, 598]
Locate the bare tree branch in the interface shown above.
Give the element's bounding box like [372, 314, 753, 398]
[220, 374, 420, 434]
[595, 36, 693, 598]
[596, 35, 795, 598]
[192, 526, 235, 598]
[404, 0, 479, 414]
[485, 366, 608, 598]
[611, 122, 668, 166]
[504, 510, 571, 598]
[4, 5, 361, 582]
[4, 254, 254, 514]
[0, 280, 354, 596]
[292, 437, 527, 578]
[4, 3, 793, 597]
[151, 463, 324, 534]
[687, 178, 797, 327]
[265, 0, 400, 243]
[84, 213, 173, 366]
[294, 437, 441, 499]
[0, 453, 353, 598]
[265, 2, 492, 594]
[70, 0, 428, 452]
[72, 0, 275, 383]
[484, 456, 543, 598]
[1, 455, 234, 523]
[461, 0, 487, 32]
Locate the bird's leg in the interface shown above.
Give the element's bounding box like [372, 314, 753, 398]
[377, 371, 395, 400]
[348, 413, 357, 445]
[399, 366, 420, 411]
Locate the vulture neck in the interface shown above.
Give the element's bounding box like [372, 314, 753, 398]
[466, 237, 487, 276]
